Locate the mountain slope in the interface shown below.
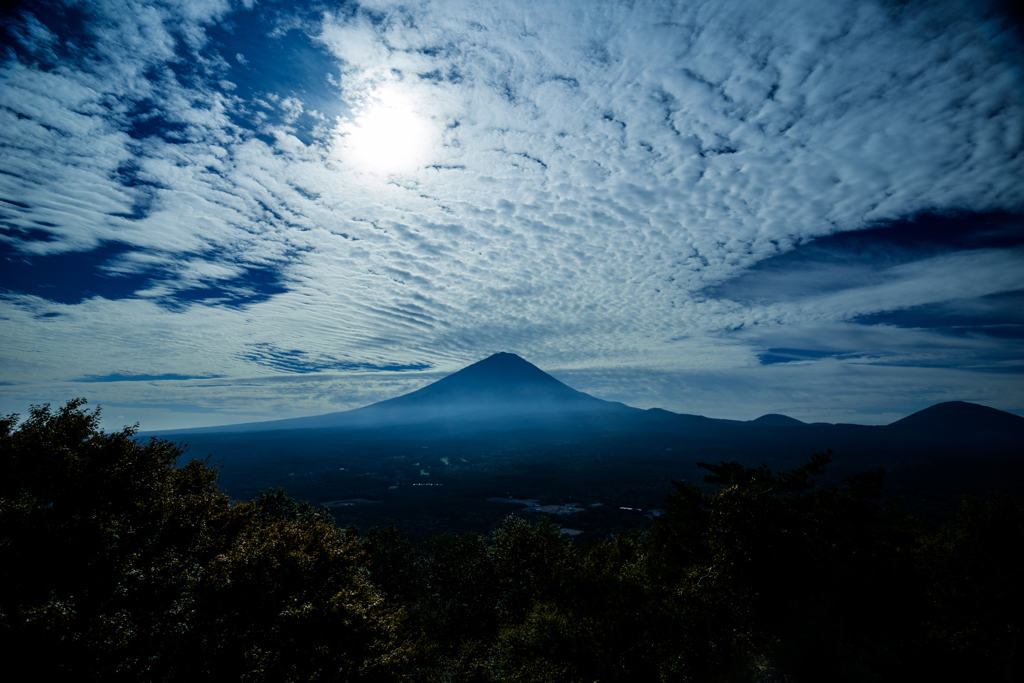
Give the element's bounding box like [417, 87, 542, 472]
[158, 352, 635, 435]
[352, 351, 619, 417]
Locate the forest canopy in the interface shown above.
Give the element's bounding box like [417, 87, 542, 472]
[2, 399, 1021, 682]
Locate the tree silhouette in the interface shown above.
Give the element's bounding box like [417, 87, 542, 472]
[0, 399, 407, 681]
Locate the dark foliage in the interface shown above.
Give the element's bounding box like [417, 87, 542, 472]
[0, 399, 407, 681]
[914, 494, 1024, 682]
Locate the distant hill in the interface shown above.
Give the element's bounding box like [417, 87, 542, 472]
[749, 414, 807, 427]
[888, 401, 1024, 440]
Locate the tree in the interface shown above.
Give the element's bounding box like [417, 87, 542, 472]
[915, 494, 1024, 683]
[0, 399, 408, 681]
[651, 451, 925, 681]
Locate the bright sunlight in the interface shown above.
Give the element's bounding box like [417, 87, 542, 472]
[339, 86, 436, 176]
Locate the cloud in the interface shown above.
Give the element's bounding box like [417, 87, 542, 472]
[238, 342, 432, 374]
[1, 0, 1022, 427]
[73, 373, 224, 382]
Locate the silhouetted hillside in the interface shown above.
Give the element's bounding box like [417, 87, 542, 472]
[888, 400, 1024, 440]
[749, 414, 807, 426]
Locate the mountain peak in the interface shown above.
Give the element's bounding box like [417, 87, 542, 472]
[481, 351, 528, 363]
[365, 352, 587, 412]
[147, 353, 630, 434]
[438, 352, 563, 387]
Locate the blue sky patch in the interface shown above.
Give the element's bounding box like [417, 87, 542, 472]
[167, 263, 290, 309]
[0, 240, 147, 304]
[711, 212, 1024, 305]
[854, 291, 1024, 338]
[0, 238, 290, 309]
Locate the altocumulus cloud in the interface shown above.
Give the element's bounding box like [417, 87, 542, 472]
[0, 0, 1022, 429]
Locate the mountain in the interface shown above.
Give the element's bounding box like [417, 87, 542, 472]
[887, 400, 1024, 441]
[159, 352, 636, 435]
[149, 354, 1024, 441]
[348, 351, 629, 421]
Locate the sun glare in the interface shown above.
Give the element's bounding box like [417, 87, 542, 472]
[339, 87, 436, 176]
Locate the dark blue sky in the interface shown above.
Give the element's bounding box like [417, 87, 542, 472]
[1, 0, 1022, 429]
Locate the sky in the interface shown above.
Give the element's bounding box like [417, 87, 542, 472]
[1, 0, 1023, 431]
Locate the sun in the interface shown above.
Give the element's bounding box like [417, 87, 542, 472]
[339, 86, 436, 176]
